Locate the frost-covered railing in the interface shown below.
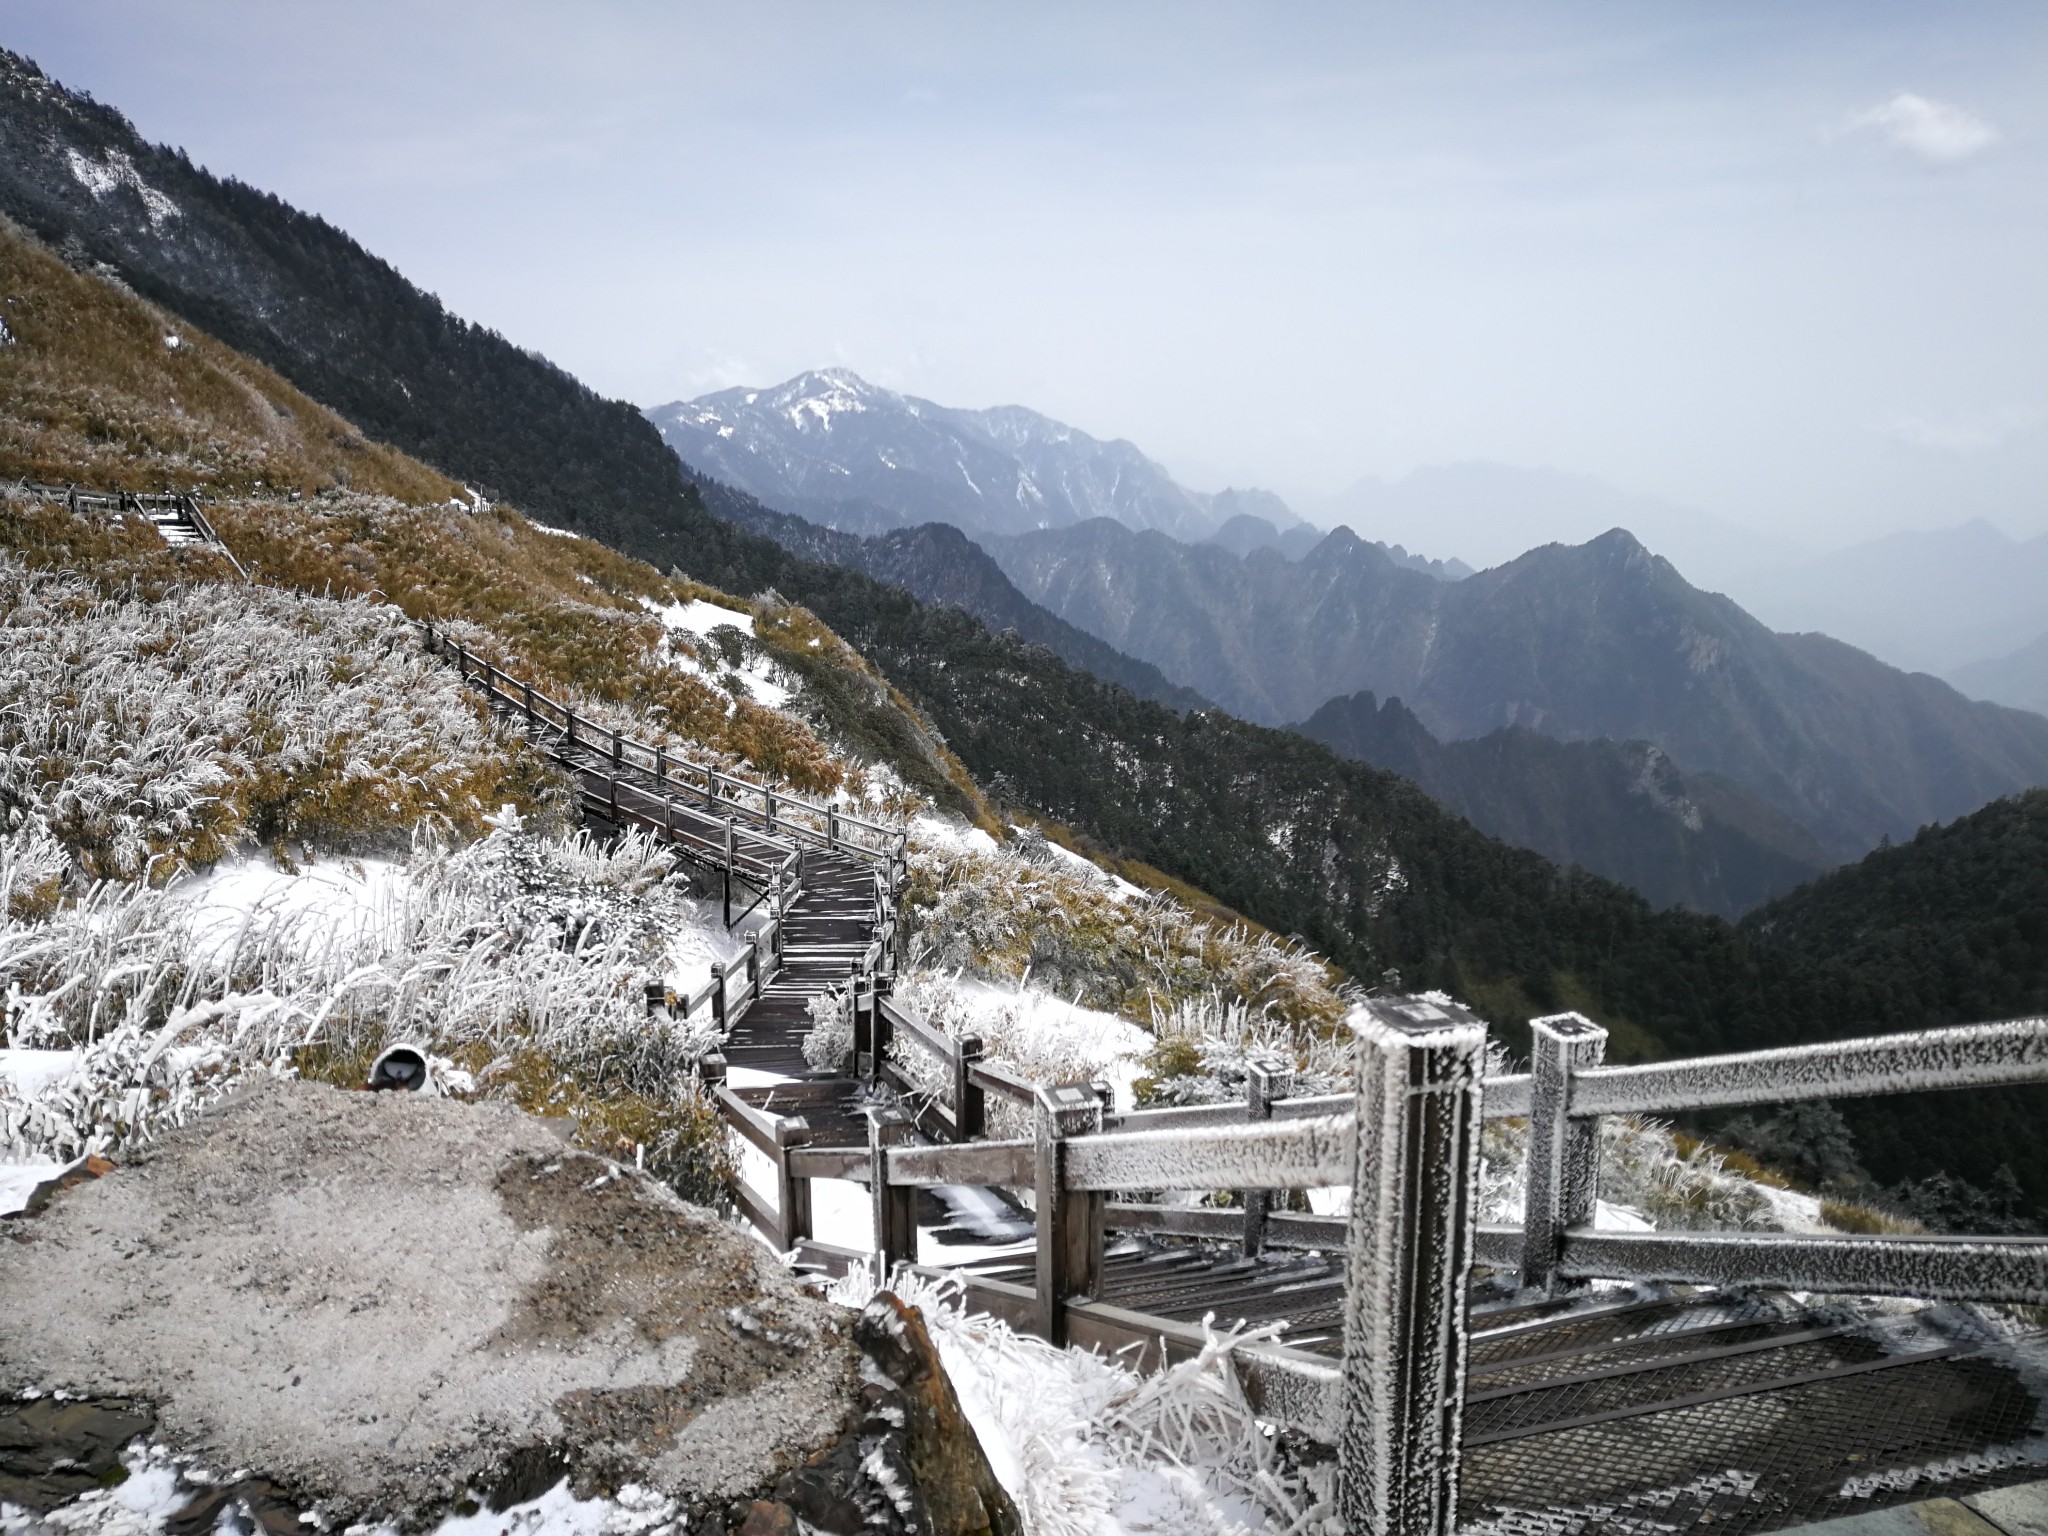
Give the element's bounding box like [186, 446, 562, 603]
[852, 995, 1489, 1535]
[419, 619, 907, 882]
[1493, 1011, 2048, 1303]
[849, 1001, 2048, 1536]
[9, 479, 250, 581]
[422, 622, 818, 924]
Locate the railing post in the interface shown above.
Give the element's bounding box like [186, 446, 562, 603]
[564, 708, 577, 746]
[1033, 1083, 1105, 1345]
[654, 742, 666, 788]
[698, 1049, 726, 1088]
[1242, 1061, 1292, 1258]
[710, 961, 727, 1033]
[522, 679, 535, 731]
[745, 934, 760, 991]
[870, 981, 893, 1085]
[867, 1107, 916, 1275]
[1522, 1011, 1608, 1295]
[774, 1115, 813, 1252]
[828, 806, 839, 849]
[852, 976, 873, 1077]
[723, 819, 736, 928]
[955, 1036, 986, 1141]
[765, 787, 777, 833]
[1338, 995, 1487, 1536]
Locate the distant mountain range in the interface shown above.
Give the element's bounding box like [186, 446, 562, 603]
[1721, 518, 2048, 680]
[1951, 629, 2048, 717]
[1302, 462, 1806, 593]
[981, 518, 2048, 863]
[647, 370, 1297, 544]
[1297, 692, 1830, 918]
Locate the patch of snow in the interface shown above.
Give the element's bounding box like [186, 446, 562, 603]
[162, 333, 181, 350]
[1, 1048, 81, 1099]
[0, 1154, 72, 1216]
[640, 596, 756, 640]
[525, 519, 585, 539]
[64, 147, 181, 230]
[910, 814, 999, 857]
[424, 1476, 670, 1536]
[170, 857, 407, 967]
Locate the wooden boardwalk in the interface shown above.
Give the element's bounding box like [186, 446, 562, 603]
[426, 629, 2048, 1536]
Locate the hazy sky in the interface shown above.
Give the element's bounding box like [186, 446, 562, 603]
[8, 2, 2046, 549]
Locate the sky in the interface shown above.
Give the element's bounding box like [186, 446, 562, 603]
[6, 1, 2046, 551]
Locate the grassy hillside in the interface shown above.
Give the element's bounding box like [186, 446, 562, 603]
[0, 221, 982, 821]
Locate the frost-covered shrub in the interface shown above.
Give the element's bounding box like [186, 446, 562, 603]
[1475, 1109, 1781, 1232]
[903, 840, 1348, 1034]
[802, 983, 853, 1073]
[0, 827, 736, 1204]
[1131, 991, 1351, 1108]
[0, 556, 561, 886]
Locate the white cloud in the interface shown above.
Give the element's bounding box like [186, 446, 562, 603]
[1882, 404, 2044, 455]
[1847, 92, 2001, 163]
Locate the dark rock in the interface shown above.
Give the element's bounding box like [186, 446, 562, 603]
[853, 1293, 1022, 1536]
[0, 1395, 154, 1510]
[733, 1500, 801, 1536]
[166, 1478, 304, 1536]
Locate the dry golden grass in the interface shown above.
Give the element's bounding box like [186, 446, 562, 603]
[0, 220, 453, 503]
[0, 218, 959, 798]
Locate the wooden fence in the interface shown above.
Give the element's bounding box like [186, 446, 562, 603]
[726, 992, 2048, 1535]
[9, 479, 250, 581]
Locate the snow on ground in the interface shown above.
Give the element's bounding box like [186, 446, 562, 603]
[909, 813, 999, 857]
[0, 1154, 69, 1216]
[171, 855, 407, 965]
[523, 520, 585, 540]
[943, 977, 1153, 1111]
[639, 596, 792, 708]
[1011, 825, 1148, 901]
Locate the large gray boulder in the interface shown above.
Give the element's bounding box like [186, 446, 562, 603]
[0, 1078, 1011, 1533]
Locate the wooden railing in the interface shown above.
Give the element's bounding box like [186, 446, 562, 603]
[421, 620, 916, 926]
[9, 480, 250, 581]
[798, 997, 2048, 1536]
[421, 619, 906, 877]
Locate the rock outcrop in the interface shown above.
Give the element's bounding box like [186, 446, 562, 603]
[0, 1078, 1013, 1533]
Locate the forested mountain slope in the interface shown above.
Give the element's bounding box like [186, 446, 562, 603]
[983, 517, 2048, 861]
[7, 46, 2039, 1217]
[1300, 691, 1830, 918]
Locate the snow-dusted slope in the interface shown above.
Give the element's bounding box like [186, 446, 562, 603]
[647, 368, 1259, 542]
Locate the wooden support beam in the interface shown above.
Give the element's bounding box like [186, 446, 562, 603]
[1242, 1061, 1291, 1258]
[1522, 1012, 1606, 1294]
[868, 1108, 916, 1275]
[1034, 1082, 1105, 1344]
[773, 1115, 813, 1252]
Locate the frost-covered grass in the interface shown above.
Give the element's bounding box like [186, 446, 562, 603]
[0, 827, 737, 1206]
[828, 1265, 1331, 1536]
[903, 831, 1349, 1063]
[0, 555, 561, 898]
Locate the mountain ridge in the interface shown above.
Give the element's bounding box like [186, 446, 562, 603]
[648, 369, 1257, 543]
[1298, 690, 1831, 917]
[982, 517, 2048, 861]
